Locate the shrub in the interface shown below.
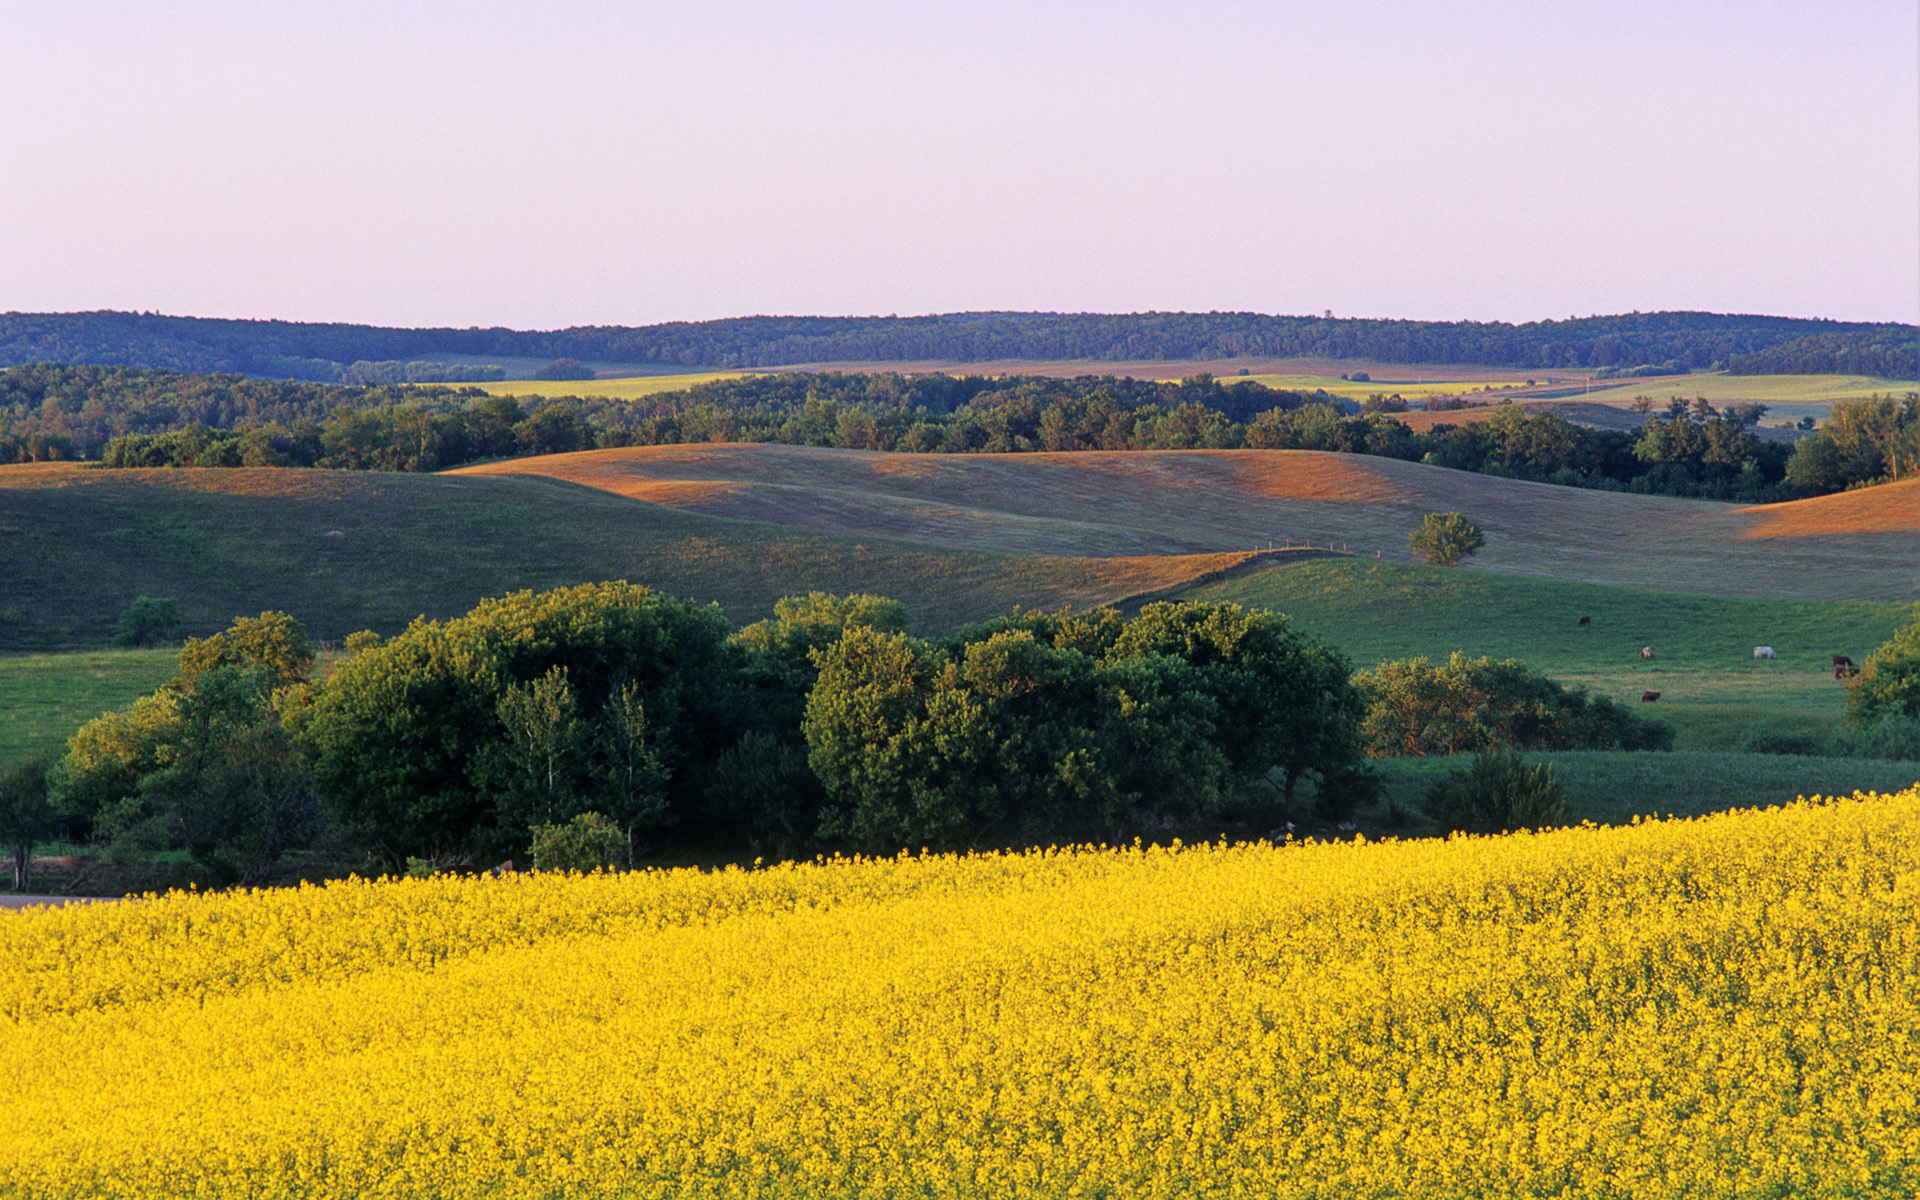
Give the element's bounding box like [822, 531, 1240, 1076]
[1846, 607, 1920, 725]
[529, 811, 626, 873]
[1407, 513, 1485, 567]
[1422, 753, 1567, 835]
[110, 596, 179, 648]
[1826, 714, 1920, 762]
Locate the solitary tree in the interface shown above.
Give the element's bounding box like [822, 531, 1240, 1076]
[1408, 513, 1486, 567]
[110, 596, 179, 648]
[0, 756, 53, 891]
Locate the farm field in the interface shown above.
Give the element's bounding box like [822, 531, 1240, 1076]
[454, 444, 1919, 603]
[465, 370, 750, 399]
[2, 788, 1914, 1198]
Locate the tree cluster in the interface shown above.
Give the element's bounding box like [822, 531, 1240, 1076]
[24, 585, 1688, 886]
[1353, 653, 1673, 758]
[40, 588, 1385, 878]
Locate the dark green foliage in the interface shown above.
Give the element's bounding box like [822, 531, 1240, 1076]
[1846, 607, 1920, 725]
[1826, 714, 1920, 762]
[533, 358, 596, 381]
[5, 309, 1910, 378]
[294, 581, 736, 860]
[702, 731, 825, 858]
[57, 663, 320, 885]
[805, 602, 1366, 849]
[0, 755, 53, 890]
[528, 811, 627, 873]
[1407, 513, 1486, 567]
[1728, 328, 1919, 378]
[1354, 652, 1673, 758]
[110, 596, 179, 649]
[1422, 753, 1567, 835]
[1785, 394, 1919, 492]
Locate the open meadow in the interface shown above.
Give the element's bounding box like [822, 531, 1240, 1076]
[0, 461, 1237, 649]
[2, 788, 1915, 1198]
[453, 445, 1919, 602]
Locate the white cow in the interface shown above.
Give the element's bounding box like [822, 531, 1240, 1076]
[1753, 646, 1776, 659]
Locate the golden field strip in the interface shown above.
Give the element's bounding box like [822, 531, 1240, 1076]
[2, 788, 1916, 1199]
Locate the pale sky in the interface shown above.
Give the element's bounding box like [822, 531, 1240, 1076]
[4, 1, 1916, 330]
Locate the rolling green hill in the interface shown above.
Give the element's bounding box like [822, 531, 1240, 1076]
[0, 462, 1240, 650]
[455, 445, 1918, 602]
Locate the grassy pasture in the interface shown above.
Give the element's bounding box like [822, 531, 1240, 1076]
[1167, 557, 1912, 741]
[0, 463, 1239, 651]
[0, 649, 178, 763]
[459, 445, 1918, 603]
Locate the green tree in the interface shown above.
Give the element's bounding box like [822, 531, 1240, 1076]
[56, 665, 319, 885]
[110, 596, 179, 648]
[295, 582, 738, 860]
[1407, 513, 1486, 567]
[1354, 652, 1670, 758]
[1422, 753, 1567, 835]
[1109, 602, 1363, 807]
[175, 611, 315, 690]
[0, 756, 53, 891]
[489, 666, 587, 831]
[1846, 607, 1920, 725]
[528, 811, 626, 872]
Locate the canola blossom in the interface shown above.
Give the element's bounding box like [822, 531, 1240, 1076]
[1, 788, 1916, 1199]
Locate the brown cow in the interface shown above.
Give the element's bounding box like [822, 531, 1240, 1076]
[1640, 647, 1654, 660]
[1832, 655, 1855, 668]
[1641, 691, 1661, 702]
[1578, 615, 1591, 627]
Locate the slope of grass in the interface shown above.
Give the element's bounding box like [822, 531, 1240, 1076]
[459, 444, 1917, 602]
[0, 464, 1237, 651]
[0, 650, 179, 763]
[1171, 557, 1911, 725]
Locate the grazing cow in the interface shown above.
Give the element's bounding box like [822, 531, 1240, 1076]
[1753, 646, 1775, 659]
[1640, 647, 1654, 660]
[1836, 665, 1861, 680]
[1833, 654, 1855, 668]
[1641, 691, 1661, 702]
[1578, 615, 1591, 627]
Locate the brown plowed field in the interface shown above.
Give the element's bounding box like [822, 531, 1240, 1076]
[451, 446, 1917, 603]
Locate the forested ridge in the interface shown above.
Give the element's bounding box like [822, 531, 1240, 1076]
[4, 308, 1913, 378]
[6, 364, 1915, 502]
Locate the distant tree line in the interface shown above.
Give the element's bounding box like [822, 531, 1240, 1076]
[91, 371, 1918, 502]
[0, 363, 488, 463]
[9, 363, 1911, 501]
[4, 309, 1912, 378]
[1727, 328, 1920, 378]
[28, 586, 1680, 883]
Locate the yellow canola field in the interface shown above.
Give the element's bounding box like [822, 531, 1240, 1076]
[2, 789, 1916, 1199]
